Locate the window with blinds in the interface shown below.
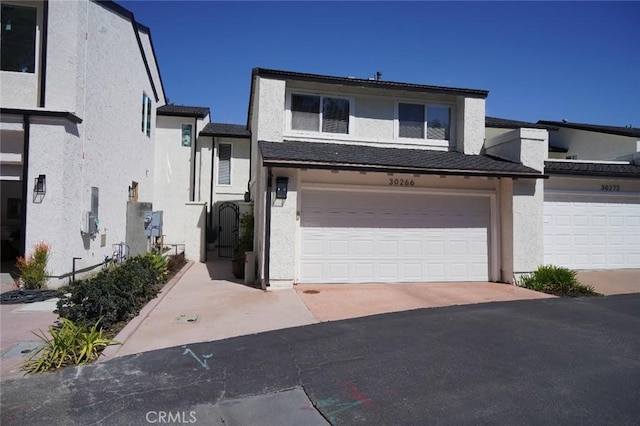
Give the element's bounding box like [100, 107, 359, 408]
[218, 143, 232, 185]
[291, 94, 350, 134]
[398, 103, 451, 141]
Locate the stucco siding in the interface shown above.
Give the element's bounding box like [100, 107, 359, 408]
[214, 136, 250, 198]
[268, 168, 298, 287]
[0, 0, 45, 108]
[154, 116, 194, 245]
[550, 128, 639, 161]
[512, 179, 544, 275]
[13, 0, 164, 287]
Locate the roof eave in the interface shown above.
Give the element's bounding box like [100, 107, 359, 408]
[545, 169, 640, 179]
[262, 159, 547, 179]
[254, 68, 489, 99]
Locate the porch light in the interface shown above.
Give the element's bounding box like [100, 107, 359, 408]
[275, 177, 289, 200]
[34, 174, 46, 195]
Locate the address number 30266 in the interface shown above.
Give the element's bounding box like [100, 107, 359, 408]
[389, 178, 415, 186]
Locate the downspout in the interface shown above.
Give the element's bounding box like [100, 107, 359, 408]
[209, 135, 215, 230]
[190, 117, 197, 201]
[20, 115, 31, 256]
[264, 167, 272, 288]
[39, 0, 49, 107]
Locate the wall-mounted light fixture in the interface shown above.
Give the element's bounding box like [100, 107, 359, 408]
[34, 174, 46, 195]
[275, 177, 289, 200]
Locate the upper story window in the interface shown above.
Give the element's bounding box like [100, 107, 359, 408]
[217, 143, 232, 185]
[291, 94, 350, 134]
[1, 4, 37, 73]
[181, 124, 192, 147]
[398, 102, 451, 141]
[141, 93, 152, 137]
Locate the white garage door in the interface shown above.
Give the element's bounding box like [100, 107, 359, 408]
[544, 193, 640, 269]
[300, 190, 491, 283]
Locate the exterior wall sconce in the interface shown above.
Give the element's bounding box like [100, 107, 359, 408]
[275, 177, 289, 199]
[34, 174, 46, 194]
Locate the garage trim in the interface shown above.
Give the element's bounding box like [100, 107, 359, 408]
[296, 182, 500, 282]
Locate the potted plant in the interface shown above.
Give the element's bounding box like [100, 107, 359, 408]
[232, 211, 254, 279]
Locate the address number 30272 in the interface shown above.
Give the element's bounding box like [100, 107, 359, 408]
[389, 178, 415, 186]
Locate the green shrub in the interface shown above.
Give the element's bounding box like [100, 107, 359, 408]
[22, 317, 119, 374]
[16, 242, 50, 289]
[56, 253, 169, 329]
[233, 211, 254, 264]
[518, 265, 600, 297]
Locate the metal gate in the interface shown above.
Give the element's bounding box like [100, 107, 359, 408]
[218, 202, 239, 258]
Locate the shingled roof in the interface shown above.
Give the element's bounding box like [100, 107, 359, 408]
[259, 140, 544, 178]
[486, 116, 557, 130]
[200, 123, 250, 137]
[253, 68, 489, 98]
[538, 121, 640, 138]
[545, 161, 640, 178]
[157, 105, 210, 118]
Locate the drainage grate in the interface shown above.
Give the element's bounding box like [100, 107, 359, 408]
[175, 314, 199, 324]
[303, 290, 320, 294]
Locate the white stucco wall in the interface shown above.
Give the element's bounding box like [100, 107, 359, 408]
[550, 128, 639, 161]
[282, 80, 482, 151]
[19, 1, 164, 287]
[153, 116, 196, 245]
[498, 177, 544, 283]
[457, 97, 485, 155]
[485, 128, 548, 172]
[545, 175, 640, 194]
[214, 136, 250, 199]
[0, 0, 45, 108]
[184, 202, 206, 262]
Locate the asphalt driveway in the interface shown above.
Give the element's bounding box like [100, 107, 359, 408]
[2, 294, 638, 425]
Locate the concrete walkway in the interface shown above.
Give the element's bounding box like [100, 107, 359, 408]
[105, 259, 318, 358]
[576, 269, 640, 295]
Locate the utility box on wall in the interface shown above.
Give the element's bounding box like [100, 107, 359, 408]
[126, 202, 153, 257]
[143, 210, 163, 238]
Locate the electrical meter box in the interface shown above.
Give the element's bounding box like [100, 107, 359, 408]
[143, 210, 163, 237]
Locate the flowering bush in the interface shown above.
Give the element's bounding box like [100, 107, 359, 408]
[16, 242, 50, 290]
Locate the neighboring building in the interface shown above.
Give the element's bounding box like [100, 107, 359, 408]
[487, 118, 640, 272]
[154, 106, 251, 260]
[0, 0, 165, 287]
[247, 68, 548, 289]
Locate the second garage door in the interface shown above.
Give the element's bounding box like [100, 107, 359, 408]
[299, 190, 491, 283]
[544, 192, 640, 269]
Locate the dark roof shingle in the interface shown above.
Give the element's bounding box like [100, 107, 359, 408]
[538, 121, 640, 138]
[259, 140, 544, 178]
[157, 105, 209, 118]
[200, 123, 250, 137]
[253, 68, 489, 98]
[544, 161, 640, 178]
[486, 117, 557, 130]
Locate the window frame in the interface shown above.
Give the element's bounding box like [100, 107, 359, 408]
[0, 2, 40, 74]
[141, 92, 152, 137]
[286, 91, 354, 136]
[181, 123, 193, 147]
[394, 100, 455, 146]
[216, 142, 233, 186]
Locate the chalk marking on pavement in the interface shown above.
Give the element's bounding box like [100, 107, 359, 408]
[181, 345, 213, 370]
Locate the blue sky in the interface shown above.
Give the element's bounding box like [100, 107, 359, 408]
[121, 1, 640, 127]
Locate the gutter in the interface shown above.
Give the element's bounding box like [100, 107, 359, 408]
[264, 168, 272, 288]
[190, 118, 197, 202]
[20, 116, 31, 256]
[39, 0, 49, 107]
[262, 160, 548, 180]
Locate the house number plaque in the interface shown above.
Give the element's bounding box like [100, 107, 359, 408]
[389, 178, 415, 187]
[601, 184, 620, 192]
